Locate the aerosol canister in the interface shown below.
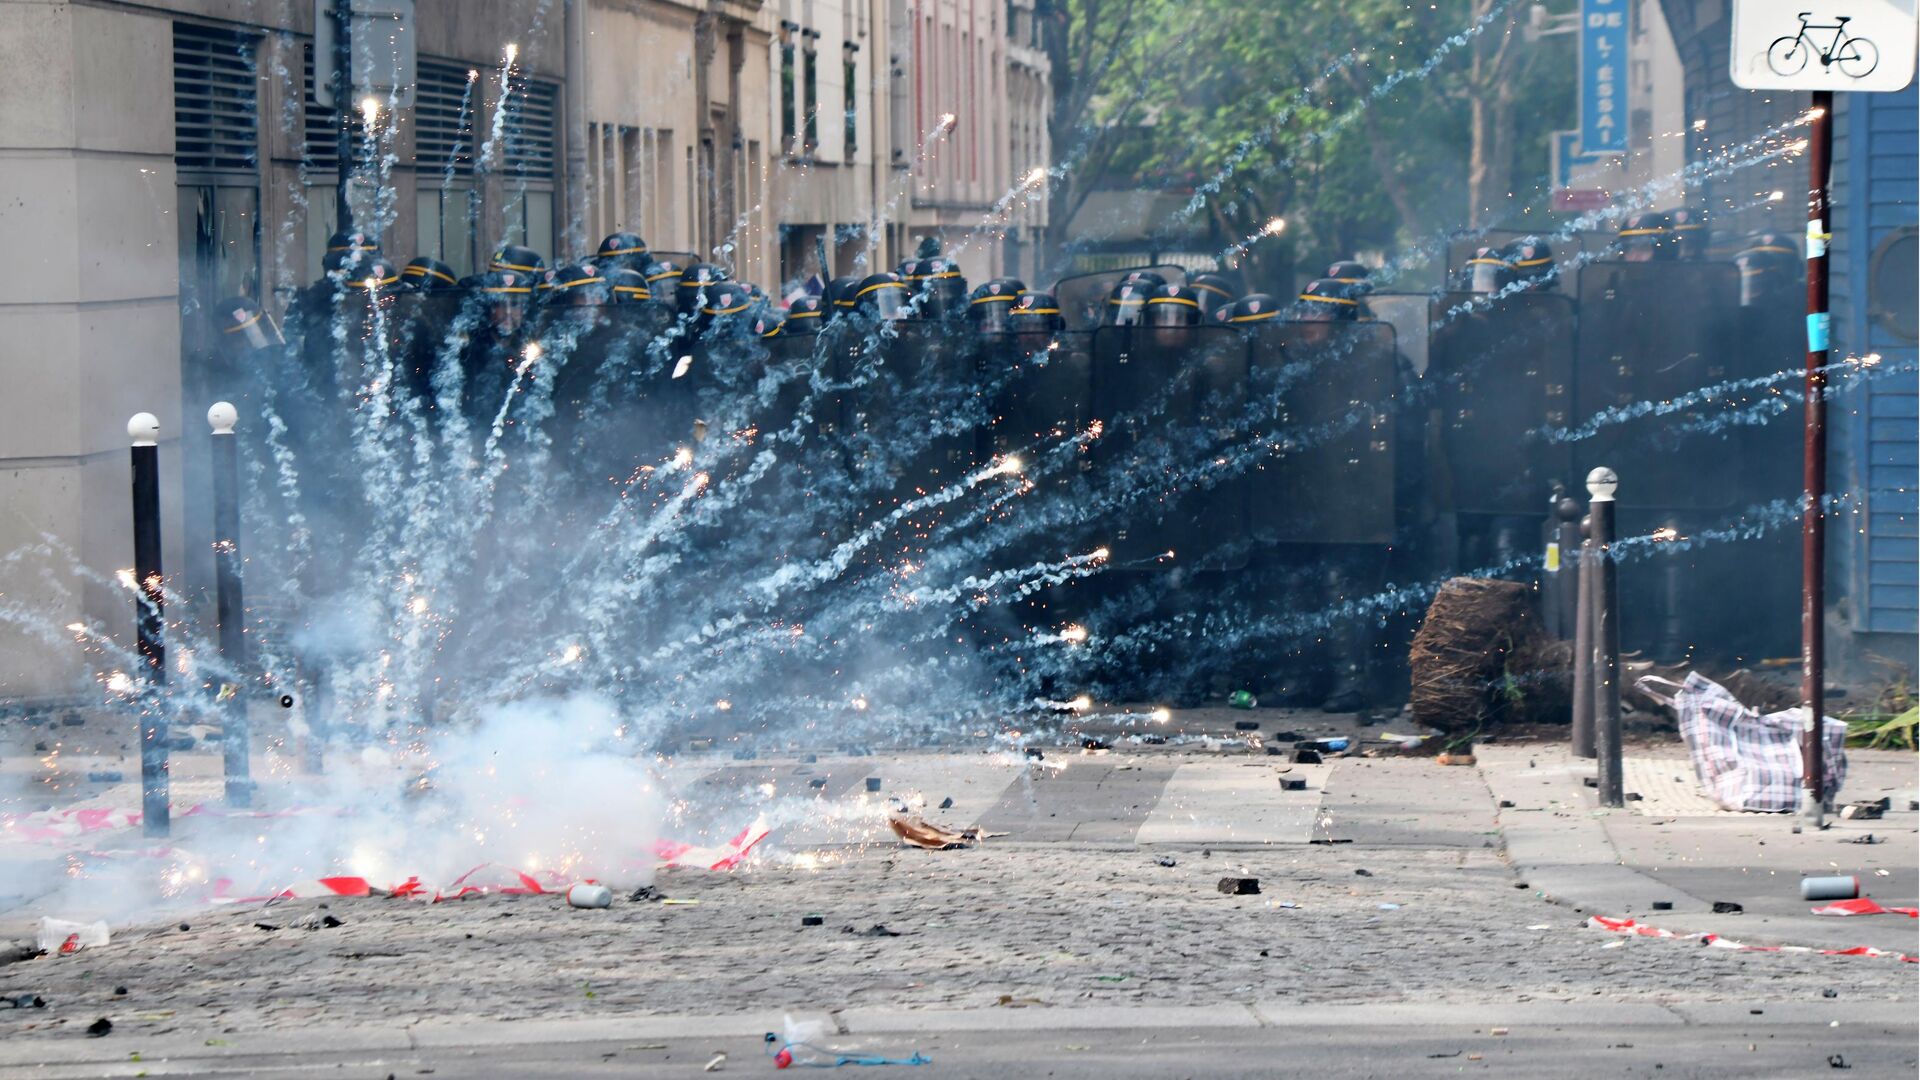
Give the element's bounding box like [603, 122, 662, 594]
[1800, 875, 1860, 902]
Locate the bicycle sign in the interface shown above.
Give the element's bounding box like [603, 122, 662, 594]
[1731, 0, 1916, 91]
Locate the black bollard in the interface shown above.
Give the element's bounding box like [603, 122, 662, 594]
[208, 403, 252, 807]
[1571, 510, 1596, 760]
[1553, 492, 1584, 640]
[1588, 467, 1623, 808]
[128, 413, 170, 837]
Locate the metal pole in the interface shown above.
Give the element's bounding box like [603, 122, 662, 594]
[1799, 90, 1833, 824]
[1571, 512, 1596, 759]
[208, 403, 252, 808]
[332, 0, 354, 234]
[128, 413, 170, 837]
[1589, 466, 1623, 808]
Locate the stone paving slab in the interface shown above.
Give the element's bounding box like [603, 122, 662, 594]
[1134, 760, 1329, 845]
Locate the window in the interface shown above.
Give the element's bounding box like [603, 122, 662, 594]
[501, 77, 559, 259]
[175, 25, 259, 173]
[802, 44, 819, 152]
[299, 44, 373, 177]
[844, 46, 859, 159]
[414, 59, 477, 276]
[781, 33, 797, 150]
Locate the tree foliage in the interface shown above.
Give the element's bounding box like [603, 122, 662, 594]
[1042, 0, 1576, 289]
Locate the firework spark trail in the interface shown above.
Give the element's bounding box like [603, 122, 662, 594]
[1540, 354, 1911, 444]
[854, 116, 962, 271]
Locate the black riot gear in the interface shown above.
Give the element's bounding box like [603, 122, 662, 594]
[644, 259, 685, 299]
[1006, 291, 1064, 334]
[323, 231, 382, 275]
[826, 276, 863, 319]
[853, 272, 911, 320]
[548, 263, 612, 307]
[967, 278, 1025, 333]
[1461, 246, 1515, 294]
[782, 295, 827, 334]
[1324, 261, 1374, 294]
[595, 232, 651, 271]
[676, 263, 730, 318]
[907, 257, 968, 319]
[700, 280, 759, 325]
[1186, 273, 1238, 319]
[1102, 278, 1157, 327]
[489, 244, 545, 276]
[608, 267, 653, 303]
[1733, 232, 1800, 307]
[1295, 278, 1363, 322]
[1670, 207, 1710, 260]
[1617, 212, 1675, 262]
[1504, 238, 1556, 290]
[472, 269, 536, 337]
[211, 295, 284, 352]
[1144, 283, 1203, 327]
[401, 257, 460, 292]
[1219, 293, 1282, 325]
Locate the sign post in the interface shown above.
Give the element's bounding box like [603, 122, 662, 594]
[314, 0, 417, 233]
[1730, 0, 1916, 824]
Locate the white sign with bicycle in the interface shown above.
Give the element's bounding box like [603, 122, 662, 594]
[1730, 0, 1917, 91]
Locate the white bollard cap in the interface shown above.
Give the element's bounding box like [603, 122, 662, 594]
[1586, 466, 1618, 502]
[128, 413, 160, 447]
[207, 402, 238, 435]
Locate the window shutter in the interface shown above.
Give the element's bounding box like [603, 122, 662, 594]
[174, 24, 259, 173]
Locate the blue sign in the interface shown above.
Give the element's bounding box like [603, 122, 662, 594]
[1580, 0, 1629, 153]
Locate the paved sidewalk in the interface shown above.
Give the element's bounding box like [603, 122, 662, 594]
[1481, 744, 1920, 953]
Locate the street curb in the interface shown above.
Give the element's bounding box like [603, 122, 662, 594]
[3, 1000, 1914, 1067]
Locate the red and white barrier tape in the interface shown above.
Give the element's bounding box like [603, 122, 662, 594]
[1587, 915, 1917, 962]
[1809, 898, 1920, 918]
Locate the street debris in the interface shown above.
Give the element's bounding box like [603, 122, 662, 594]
[704, 1052, 727, 1071]
[938, 797, 953, 809]
[1651, 901, 1674, 911]
[1587, 915, 1917, 961]
[1839, 798, 1888, 820]
[628, 885, 666, 903]
[801, 915, 824, 927]
[1280, 777, 1308, 791]
[1435, 750, 1476, 766]
[1233, 720, 1259, 731]
[1651, 672, 1849, 812]
[1809, 898, 1919, 918]
[1294, 749, 1323, 765]
[566, 884, 613, 909]
[1711, 901, 1744, 915]
[1409, 578, 1566, 731]
[85, 1017, 112, 1037]
[3, 994, 47, 1009]
[1217, 877, 1260, 895]
[1828, 1054, 1850, 1069]
[1802, 876, 1861, 902]
[35, 919, 109, 955]
[808, 778, 828, 789]
[1378, 903, 1401, 911]
[765, 1029, 933, 1069]
[865, 777, 883, 792]
[1843, 834, 1880, 845]
[888, 811, 997, 850]
[1155, 854, 1177, 867]
[1229, 690, 1256, 709]
[847, 924, 900, 937]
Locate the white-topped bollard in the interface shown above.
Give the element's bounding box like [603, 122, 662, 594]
[1586, 467, 1623, 810]
[128, 412, 169, 836]
[207, 402, 251, 807]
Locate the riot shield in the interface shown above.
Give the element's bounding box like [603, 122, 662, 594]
[837, 320, 986, 519]
[1244, 321, 1399, 546]
[1087, 323, 1249, 570]
[1365, 293, 1432, 377]
[1445, 230, 1612, 288]
[1052, 265, 1190, 331]
[1573, 261, 1743, 512]
[1427, 291, 1576, 518]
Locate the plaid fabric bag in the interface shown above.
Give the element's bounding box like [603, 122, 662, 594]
[1659, 672, 1847, 813]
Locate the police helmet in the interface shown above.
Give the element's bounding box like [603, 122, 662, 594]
[1102, 279, 1153, 327]
[607, 267, 653, 304]
[595, 232, 651, 270]
[1734, 232, 1800, 307]
[1461, 246, 1515, 293]
[489, 244, 546, 276]
[1294, 278, 1363, 322]
[700, 280, 759, 319]
[826, 276, 863, 318]
[909, 257, 969, 319]
[1006, 291, 1065, 335]
[1117, 270, 1168, 291]
[1324, 261, 1374, 295]
[342, 256, 404, 295]
[472, 269, 536, 335]
[754, 311, 787, 339]
[1669, 207, 1710, 260]
[782, 295, 828, 334]
[210, 295, 284, 351]
[1504, 238, 1557, 291]
[674, 263, 730, 317]
[549, 262, 613, 307]
[853, 272, 912, 320]
[322, 231, 382, 275]
[1617, 212, 1675, 261]
[967, 278, 1026, 333]
[1186, 273, 1238, 318]
[1144, 284, 1203, 327]
[401, 257, 460, 293]
[644, 259, 686, 297]
[1220, 293, 1282, 325]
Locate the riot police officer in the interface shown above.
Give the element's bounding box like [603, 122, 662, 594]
[595, 232, 651, 272]
[645, 258, 686, 298]
[1324, 261, 1374, 294]
[1143, 283, 1203, 327]
[401, 257, 460, 292]
[1504, 238, 1557, 291]
[1186, 272, 1238, 320]
[1006, 290, 1065, 335]
[1102, 277, 1155, 327]
[1459, 246, 1515, 293]
[1734, 232, 1800, 307]
[1294, 278, 1364, 320]
[1217, 293, 1283, 325]
[781, 295, 828, 335]
[967, 278, 1026, 333]
[852, 272, 912, 321]
[676, 263, 730, 320]
[1670, 207, 1710, 260]
[825, 275, 864, 320]
[1617, 211, 1675, 261]
[907, 257, 969, 320]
